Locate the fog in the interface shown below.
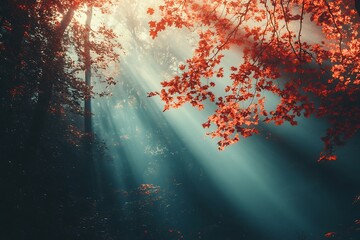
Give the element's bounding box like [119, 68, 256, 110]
[88, 1, 360, 239]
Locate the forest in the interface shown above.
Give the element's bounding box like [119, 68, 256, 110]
[0, 0, 359, 239]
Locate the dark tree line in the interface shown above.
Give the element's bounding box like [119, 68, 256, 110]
[0, 1, 119, 239]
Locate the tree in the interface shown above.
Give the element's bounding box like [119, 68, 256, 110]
[84, 5, 93, 142]
[1, 1, 121, 238]
[148, 0, 360, 161]
[24, 1, 77, 159]
[0, 0, 120, 159]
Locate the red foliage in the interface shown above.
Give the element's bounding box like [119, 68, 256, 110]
[147, 7, 155, 15]
[324, 231, 336, 238]
[138, 183, 160, 195]
[149, 0, 360, 161]
[9, 85, 25, 98]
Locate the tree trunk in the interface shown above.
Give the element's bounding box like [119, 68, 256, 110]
[24, 7, 75, 161]
[84, 6, 93, 141]
[25, 74, 53, 162]
[83, 5, 99, 200]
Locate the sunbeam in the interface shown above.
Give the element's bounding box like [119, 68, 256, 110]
[2, 1, 359, 240]
[86, 1, 360, 239]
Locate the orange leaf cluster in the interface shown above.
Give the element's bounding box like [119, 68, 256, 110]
[138, 183, 160, 195]
[149, 0, 360, 161]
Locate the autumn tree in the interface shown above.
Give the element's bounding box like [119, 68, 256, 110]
[148, 0, 360, 161]
[1, 1, 120, 238]
[0, 0, 120, 159]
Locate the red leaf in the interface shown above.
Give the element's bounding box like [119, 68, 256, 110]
[147, 8, 155, 15]
[324, 232, 336, 238]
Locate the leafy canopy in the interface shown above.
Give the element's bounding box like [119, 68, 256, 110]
[148, 0, 360, 161]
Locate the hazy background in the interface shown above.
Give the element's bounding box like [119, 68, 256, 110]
[87, 1, 360, 239]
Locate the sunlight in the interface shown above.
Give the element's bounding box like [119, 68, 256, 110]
[89, 0, 360, 238]
[92, 4, 311, 237]
[73, 5, 105, 28]
[3, 1, 359, 239]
